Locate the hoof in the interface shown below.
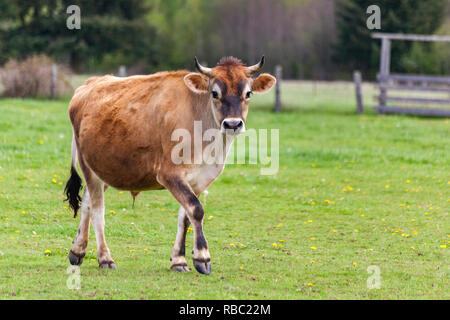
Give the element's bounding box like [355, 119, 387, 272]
[69, 250, 85, 266]
[170, 263, 191, 272]
[99, 260, 117, 270]
[193, 258, 211, 275]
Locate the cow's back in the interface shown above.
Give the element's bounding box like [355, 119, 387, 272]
[68, 71, 193, 191]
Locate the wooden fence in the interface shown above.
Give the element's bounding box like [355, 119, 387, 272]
[371, 33, 450, 117]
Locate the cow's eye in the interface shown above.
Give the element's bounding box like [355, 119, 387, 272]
[211, 91, 219, 99]
[245, 91, 252, 99]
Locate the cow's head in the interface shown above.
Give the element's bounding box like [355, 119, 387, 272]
[184, 56, 276, 135]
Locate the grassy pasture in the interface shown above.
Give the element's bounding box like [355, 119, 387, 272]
[0, 81, 448, 299]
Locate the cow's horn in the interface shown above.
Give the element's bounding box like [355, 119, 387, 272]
[247, 55, 265, 75]
[194, 57, 213, 77]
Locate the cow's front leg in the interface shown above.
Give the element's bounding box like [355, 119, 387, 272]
[170, 206, 191, 272]
[158, 174, 211, 275]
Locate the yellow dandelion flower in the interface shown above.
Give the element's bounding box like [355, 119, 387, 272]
[230, 243, 235, 247]
[310, 246, 317, 250]
[385, 185, 390, 189]
[279, 239, 284, 242]
[410, 246, 415, 250]
[353, 229, 359, 233]
[440, 245, 447, 249]
[309, 237, 315, 240]
[399, 204, 405, 207]
[207, 216, 213, 221]
[272, 243, 278, 248]
[239, 266, 243, 270]
[307, 283, 313, 287]
[144, 248, 148, 252]
[130, 249, 135, 252]
[332, 229, 337, 233]
[44, 249, 51, 254]
[308, 220, 312, 223]
[411, 218, 415, 222]
[352, 262, 357, 267]
[52, 179, 57, 183]
[310, 260, 315, 263]
[406, 179, 410, 183]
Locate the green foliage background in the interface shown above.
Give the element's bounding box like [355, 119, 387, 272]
[0, 0, 449, 78]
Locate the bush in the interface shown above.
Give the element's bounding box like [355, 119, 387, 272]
[0, 55, 72, 98]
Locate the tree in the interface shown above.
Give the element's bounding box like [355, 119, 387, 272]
[334, 0, 447, 77]
[0, 0, 158, 72]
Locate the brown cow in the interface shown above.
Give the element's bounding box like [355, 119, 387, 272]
[64, 56, 276, 274]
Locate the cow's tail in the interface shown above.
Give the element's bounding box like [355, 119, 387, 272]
[64, 134, 83, 218]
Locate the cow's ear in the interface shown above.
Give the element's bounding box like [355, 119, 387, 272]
[184, 73, 209, 94]
[252, 73, 276, 93]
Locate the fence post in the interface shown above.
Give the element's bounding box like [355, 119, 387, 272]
[119, 65, 127, 77]
[50, 64, 58, 100]
[353, 71, 363, 114]
[378, 37, 391, 113]
[274, 65, 282, 113]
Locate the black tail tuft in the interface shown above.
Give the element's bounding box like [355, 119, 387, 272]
[64, 166, 83, 218]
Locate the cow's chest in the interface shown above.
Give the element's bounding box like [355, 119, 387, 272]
[186, 163, 226, 194]
[185, 133, 234, 194]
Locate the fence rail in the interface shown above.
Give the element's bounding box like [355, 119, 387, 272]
[371, 32, 450, 117]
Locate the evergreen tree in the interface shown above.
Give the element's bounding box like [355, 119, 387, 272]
[0, 0, 157, 72]
[334, 0, 447, 76]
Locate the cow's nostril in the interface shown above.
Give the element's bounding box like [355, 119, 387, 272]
[223, 120, 243, 130]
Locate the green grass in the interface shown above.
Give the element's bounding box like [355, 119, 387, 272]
[0, 81, 448, 299]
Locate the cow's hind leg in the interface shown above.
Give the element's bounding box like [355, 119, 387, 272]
[87, 175, 117, 269]
[158, 174, 211, 275]
[170, 206, 191, 272]
[77, 154, 116, 269]
[69, 188, 90, 265]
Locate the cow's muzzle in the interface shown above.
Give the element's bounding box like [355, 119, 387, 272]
[221, 118, 245, 135]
